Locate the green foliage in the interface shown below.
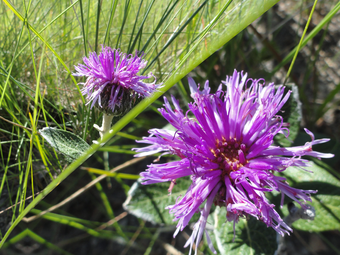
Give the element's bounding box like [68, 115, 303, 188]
[2, 229, 72, 255]
[274, 83, 301, 147]
[208, 207, 277, 255]
[40, 127, 90, 161]
[124, 177, 193, 225]
[124, 161, 340, 252]
[279, 161, 340, 232]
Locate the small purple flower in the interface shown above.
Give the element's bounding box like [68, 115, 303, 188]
[74, 46, 159, 116]
[133, 70, 333, 255]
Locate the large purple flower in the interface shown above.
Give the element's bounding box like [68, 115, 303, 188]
[74, 46, 159, 116]
[134, 70, 333, 254]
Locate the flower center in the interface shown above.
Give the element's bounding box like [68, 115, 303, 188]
[211, 139, 248, 180]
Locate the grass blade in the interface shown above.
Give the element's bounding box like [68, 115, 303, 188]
[2, 0, 84, 102]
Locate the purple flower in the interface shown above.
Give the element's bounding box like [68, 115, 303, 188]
[74, 46, 159, 115]
[133, 70, 333, 255]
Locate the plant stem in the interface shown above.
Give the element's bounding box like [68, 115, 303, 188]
[93, 113, 114, 140]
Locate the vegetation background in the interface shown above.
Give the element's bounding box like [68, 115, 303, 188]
[0, 0, 340, 254]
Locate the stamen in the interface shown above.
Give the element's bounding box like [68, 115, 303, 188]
[168, 179, 177, 194]
[238, 150, 246, 164]
[240, 144, 246, 151]
[232, 162, 238, 170]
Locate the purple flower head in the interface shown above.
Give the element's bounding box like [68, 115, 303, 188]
[74, 46, 160, 116]
[133, 70, 333, 255]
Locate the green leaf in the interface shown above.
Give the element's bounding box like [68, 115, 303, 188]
[40, 127, 90, 161]
[123, 177, 193, 225]
[279, 161, 340, 232]
[274, 83, 302, 147]
[208, 207, 277, 255]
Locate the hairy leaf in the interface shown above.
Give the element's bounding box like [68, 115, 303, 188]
[40, 127, 90, 161]
[279, 161, 340, 232]
[208, 207, 277, 255]
[274, 83, 302, 147]
[124, 177, 193, 225]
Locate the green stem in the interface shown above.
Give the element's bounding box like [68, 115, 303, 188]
[271, 1, 340, 77]
[284, 0, 318, 85]
[93, 113, 114, 140]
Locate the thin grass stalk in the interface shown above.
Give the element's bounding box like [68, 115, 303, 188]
[128, 0, 156, 54]
[284, 0, 318, 85]
[30, 44, 54, 180]
[86, 0, 91, 49]
[0, 22, 25, 107]
[143, 2, 185, 58]
[127, 0, 144, 53]
[143, 0, 207, 73]
[30, 208, 102, 226]
[116, 0, 133, 48]
[2, 229, 72, 255]
[2, 0, 84, 102]
[0, 136, 13, 198]
[11, 1, 79, 66]
[88, 172, 127, 240]
[95, 0, 102, 52]
[11, 128, 25, 223]
[103, 0, 118, 45]
[79, 0, 88, 56]
[271, 1, 340, 77]
[0, 66, 63, 127]
[140, 0, 179, 53]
